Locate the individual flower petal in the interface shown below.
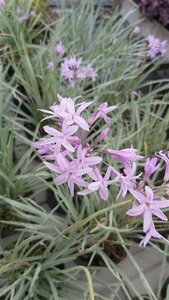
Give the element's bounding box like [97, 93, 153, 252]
[143, 209, 152, 232]
[129, 189, 146, 204]
[54, 174, 68, 185]
[156, 151, 169, 181]
[88, 181, 101, 191]
[126, 204, 145, 216]
[74, 115, 89, 131]
[151, 208, 167, 221]
[145, 186, 154, 202]
[99, 185, 109, 201]
[78, 189, 93, 196]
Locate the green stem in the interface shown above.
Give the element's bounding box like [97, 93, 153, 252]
[64, 265, 95, 300]
[0, 259, 30, 273]
[66, 198, 132, 233]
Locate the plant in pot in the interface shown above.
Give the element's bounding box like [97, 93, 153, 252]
[0, 193, 138, 300]
[32, 91, 169, 281]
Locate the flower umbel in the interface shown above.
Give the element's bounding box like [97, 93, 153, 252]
[147, 35, 167, 59]
[34, 93, 169, 247]
[61, 57, 97, 86]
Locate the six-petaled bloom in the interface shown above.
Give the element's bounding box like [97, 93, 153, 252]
[78, 167, 114, 201]
[127, 186, 169, 245]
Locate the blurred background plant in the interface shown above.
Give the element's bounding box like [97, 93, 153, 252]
[138, 0, 169, 29]
[0, 73, 49, 228]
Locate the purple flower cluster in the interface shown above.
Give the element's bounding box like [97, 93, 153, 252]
[139, 0, 169, 27]
[16, 8, 36, 23]
[61, 57, 97, 86]
[47, 42, 97, 85]
[147, 35, 167, 59]
[34, 94, 169, 247]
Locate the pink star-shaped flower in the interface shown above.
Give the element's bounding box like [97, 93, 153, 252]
[127, 186, 169, 232]
[88, 102, 117, 124]
[44, 154, 89, 196]
[78, 167, 114, 200]
[139, 221, 169, 247]
[42, 124, 79, 152]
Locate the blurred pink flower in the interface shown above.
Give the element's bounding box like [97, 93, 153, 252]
[77, 64, 97, 81]
[61, 57, 97, 86]
[147, 35, 167, 59]
[0, 0, 5, 5]
[133, 26, 141, 35]
[47, 61, 54, 70]
[17, 10, 36, 23]
[55, 41, 65, 58]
